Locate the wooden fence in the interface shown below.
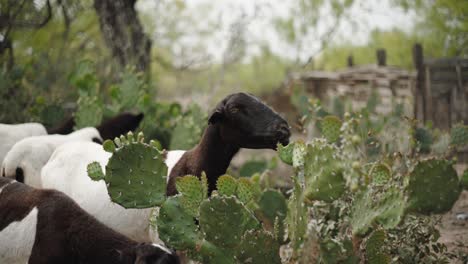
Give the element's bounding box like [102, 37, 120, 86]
[413, 44, 468, 130]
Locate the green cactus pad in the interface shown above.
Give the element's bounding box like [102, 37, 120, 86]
[175, 175, 207, 218]
[217, 175, 238, 197]
[351, 187, 406, 235]
[157, 196, 200, 250]
[407, 159, 461, 215]
[303, 140, 346, 202]
[414, 127, 433, 153]
[257, 190, 287, 239]
[74, 95, 103, 129]
[461, 169, 468, 190]
[102, 140, 116, 153]
[236, 178, 257, 204]
[236, 230, 281, 264]
[292, 141, 307, 168]
[365, 230, 390, 264]
[450, 124, 468, 147]
[199, 196, 259, 250]
[87, 161, 105, 181]
[92, 133, 169, 209]
[286, 176, 308, 252]
[320, 115, 342, 143]
[369, 163, 391, 185]
[277, 142, 294, 165]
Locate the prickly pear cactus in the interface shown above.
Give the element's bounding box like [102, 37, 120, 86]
[303, 139, 346, 202]
[86, 132, 167, 208]
[414, 127, 433, 153]
[286, 176, 308, 254]
[369, 163, 391, 186]
[257, 190, 287, 239]
[237, 178, 258, 204]
[461, 169, 468, 190]
[407, 159, 461, 215]
[365, 230, 390, 264]
[170, 104, 207, 150]
[217, 175, 238, 196]
[292, 141, 307, 168]
[450, 123, 468, 147]
[277, 142, 294, 165]
[157, 176, 281, 264]
[74, 95, 103, 129]
[236, 230, 281, 264]
[175, 175, 207, 218]
[351, 186, 406, 235]
[320, 115, 342, 143]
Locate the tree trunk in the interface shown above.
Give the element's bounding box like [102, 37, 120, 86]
[93, 0, 151, 72]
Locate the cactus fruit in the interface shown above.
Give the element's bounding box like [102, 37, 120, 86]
[365, 230, 390, 264]
[74, 95, 103, 129]
[217, 175, 238, 197]
[450, 123, 468, 147]
[199, 196, 259, 249]
[175, 175, 207, 218]
[87, 132, 168, 208]
[277, 142, 294, 165]
[368, 163, 391, 185]
[320, 115, 342, 143]
[407, 159, 461, 214]
[461, 169, 468, 190]
[236, 230, 281, 264]
[351, 187, 406, 235]
[303, 139, 345, 202]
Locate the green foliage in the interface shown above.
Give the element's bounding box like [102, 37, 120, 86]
[169, 103, 207, 150]
[238, 160, 268, 177]
[74, 95, 103, 129]
[87, 132, 167, 208]
[407, 159, 461, 215]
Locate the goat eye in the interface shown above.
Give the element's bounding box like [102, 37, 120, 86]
[230, 107, 239, 114]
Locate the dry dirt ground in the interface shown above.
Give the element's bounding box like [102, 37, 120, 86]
[439, 164, 468, 262]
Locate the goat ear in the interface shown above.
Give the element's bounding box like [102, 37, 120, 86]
[208, 107, 224, 124]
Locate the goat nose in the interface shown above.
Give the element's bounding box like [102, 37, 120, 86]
[276, 122, 291, 138]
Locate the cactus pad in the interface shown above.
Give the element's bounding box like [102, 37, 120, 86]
[199, 196, 259, 249]
[217, 175, 238, 197]
[236, 230, 281, 264]
[450, 124, 468, 147]
[157, 196, 200, 250]
[87, 132, 168, 208]
[236, 178, 257, 204]
[87, 161, 105, 181]
[74, 95, 103, 129]
[303, 139, 346, 202]
[277, 142, 294, 165]
[369, 163, 391, 185]
[407, 159, 461, 214]
[365, 230, 390, 264]
[176, 175, 207, 218]
[351, 187, 406, 235]
[320, 115, 342, 143]
[292, 141, 307, 168]
[461, 169, 468, 190]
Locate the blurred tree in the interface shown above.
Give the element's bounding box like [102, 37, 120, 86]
[94, 0, 152, 72]
[274, 0, 355, 64]
[394, 0, 468, 56]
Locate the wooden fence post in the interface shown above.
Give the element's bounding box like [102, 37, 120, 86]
[376, 49, 386, 66]
[412, 43, 425, 123]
